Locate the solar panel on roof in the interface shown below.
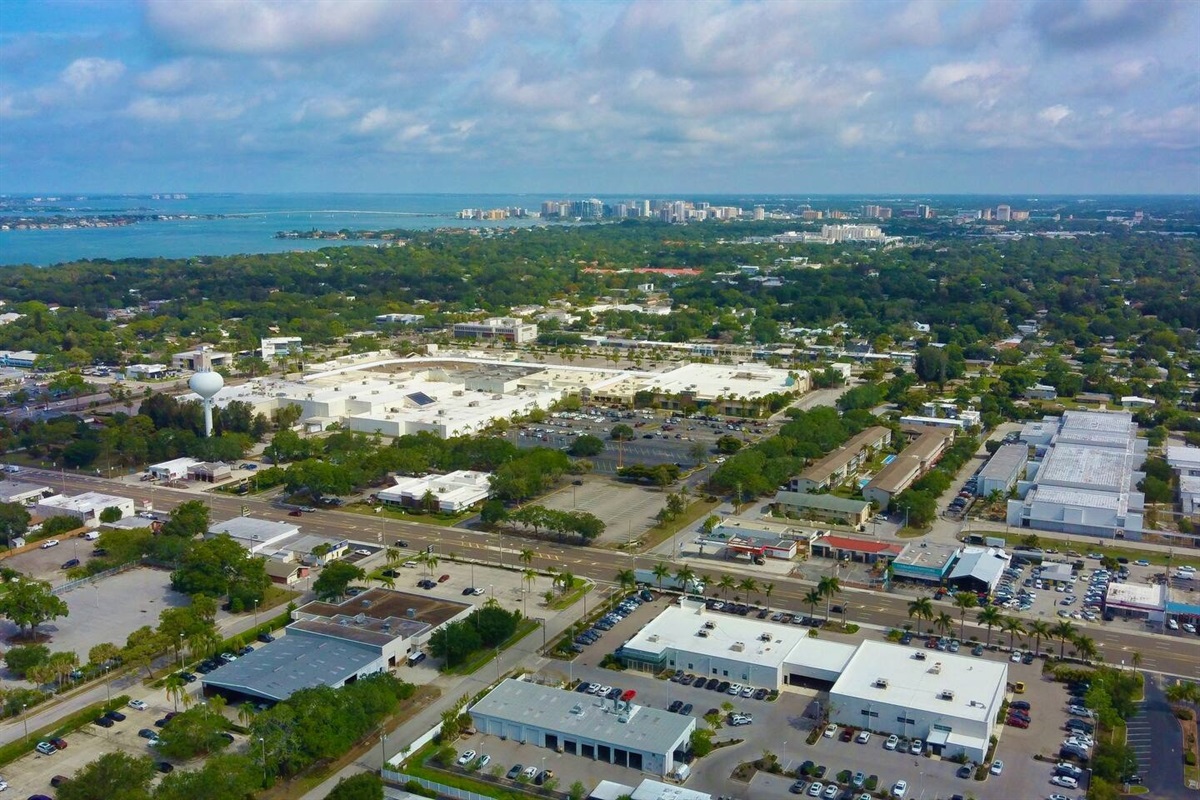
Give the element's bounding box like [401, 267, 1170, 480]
[406, 392, 435, 406]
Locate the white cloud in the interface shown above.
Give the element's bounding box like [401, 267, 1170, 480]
[60, 57, 125, 93]
[920, 61, 1013, 106]
[1038, 104, 1072, 126]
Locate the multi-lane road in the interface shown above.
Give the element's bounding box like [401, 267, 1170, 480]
[16, 467, 1200, 680]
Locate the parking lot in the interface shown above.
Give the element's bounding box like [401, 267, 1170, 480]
[5, 531, 100, 585]
[537, 479, 671, 547]
[0, 566, 191, 669]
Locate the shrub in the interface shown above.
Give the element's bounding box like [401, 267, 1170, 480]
[1186, 751, 1197, 767]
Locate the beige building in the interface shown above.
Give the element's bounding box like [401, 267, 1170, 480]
[863, 430, 954, 507]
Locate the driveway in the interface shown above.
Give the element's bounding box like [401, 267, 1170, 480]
[1142, 674, 1187, 798]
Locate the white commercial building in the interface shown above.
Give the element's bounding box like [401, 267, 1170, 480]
[125, 363, 170, 380]
[171, 346, 230, 371]
[453, 317, 538, 344]
[975, 444, 1028, 497]
[1007, 411, 1147, 539]
[207, 517, 300, 555]
[260, 336, 303, 359]
[148, 457, 202, 481]
[829, 641, 1007, 762]
[35, 492, 135, 527]
[0, 481, 52, 505]
[619, 600, 1005, 762]
[469, 679, 695, 777]
[376, 470, 491, 513]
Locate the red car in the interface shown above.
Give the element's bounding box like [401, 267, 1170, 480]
[288, 510, 302, 517]
[620, 689, 637, 702]
[1006, 716, 1029, 729]
[438, 574, 451, 583]
[50, 737, 68, 749]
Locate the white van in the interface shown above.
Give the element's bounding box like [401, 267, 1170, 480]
[82, 531, 100, 541]
[406, 651, 427, 667]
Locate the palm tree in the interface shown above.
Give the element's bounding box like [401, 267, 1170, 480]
[1130, 651, 1143, 670]
[1001, 616, 1026, 651]
[803, 589, 822, 622]
[718, 574, 736, 602]
[652, 562, 671, 591]
[738, 577, 759, 605]
[615, 569, 636, 594]
[763, 582, 776, 612]
[976, 606, 1003, 647]
[380, 572, 396, 590]
[1053, 620, 1078, 659]
[238, 702, 256, 728]
[1027, 620, 1052, 657]
[934, 611, 955, 637]
[1164, 680, 1200, 705]
[1072, 635, 1098, 664]
[907, 597, 933, 637]
[953, 592, 977, 639]
[520, 549, 535, 568]
[385, 547, 400, 568]
[818, 576, 841, 622]
[556, 571, 578, 594]
[164, 673, 187, 713]
[675, 566, 697, 593]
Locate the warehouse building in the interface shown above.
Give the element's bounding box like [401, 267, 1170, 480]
[829, 641, 1006, 763]
[975, 444, 1028, 497]
[469, 679, 695, 777]
[945, 547, 1010, 594]
[1007, 411, 1147, 539]
[148, 457, 201, 481]
[202, 589, 471, 703]
[207, 517, 300, 555]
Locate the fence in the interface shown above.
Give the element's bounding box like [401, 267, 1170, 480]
[383, 770, 496, 800]
[52, 562, 139, 595]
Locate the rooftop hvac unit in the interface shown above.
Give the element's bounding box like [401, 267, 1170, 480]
[697, 629, 709, 638]
[939, 690, 955, 700]
[730, 642, 745, 652]
[354, 613, 366, 623]
[406, 608, 416, 618]
[930, 662, 942, 674]
[874, 678, 889, 689]
[570, 703, 583, 715]
[617, 714, 630, 723]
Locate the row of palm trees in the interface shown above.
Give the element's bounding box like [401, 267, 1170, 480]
[906, 593, 1100, 661]
[613, 564, 779, 611]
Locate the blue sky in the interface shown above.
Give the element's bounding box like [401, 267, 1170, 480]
[1, 0, 1198, 194]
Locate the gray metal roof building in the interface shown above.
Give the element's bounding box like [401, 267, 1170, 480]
[199, 630, 385, 702]
[946, 547, 1009, 594]
[976, 444, 1028, 497]
[469, 679, 695, 776]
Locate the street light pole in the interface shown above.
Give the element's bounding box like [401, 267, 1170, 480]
[178, 632, 184, 669]
[22, 704, 28, 741]
[259, 737, 267, 784]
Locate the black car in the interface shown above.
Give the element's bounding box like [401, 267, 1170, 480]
[105, 710, 127, 722]
[178, 671, 197, 683]
[813, 765, 827, 779]
[717, 680, 731, 693]
[753, 688, 768, 700]
[899, 632, 913, 645]
[138, 728, 157, 739]
[156, 761, 174, 774]
[61, 558, 81, 570]
[1010, 700, 1031, 710]
[668, 700, 683, 713]
[94, 716, 115, 728]
[396, 540, 409, 548]
[196, 660, 218, 674]
[256, 632, 275, 644]
[237, 645, 254, 656]
[680, 703, 693, 715]
[1022, 651, 1035, 664]
[383, 569, 401, 578]
[680, 674, 695, 686]
[706, 678, 720, 690]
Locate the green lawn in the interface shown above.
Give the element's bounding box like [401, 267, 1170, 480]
[443, 619, 539, 676]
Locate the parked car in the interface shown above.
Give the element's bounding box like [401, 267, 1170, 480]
[456, 750, 476, 766]
[128, 700, 148, 710]
[256, 632, 275, 643]
[60, 558, 80, 569]
[35, 741, 57, 755]
[105, 710, 126, 722]
[94, 716, 114, 728]
[506, 764, 523, 780]
[884, 734, 899, 750]
[39, 539, 60, 549]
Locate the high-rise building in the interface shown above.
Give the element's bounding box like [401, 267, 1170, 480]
[996, 205, 1011, 222]
[753, 206, 765, 220]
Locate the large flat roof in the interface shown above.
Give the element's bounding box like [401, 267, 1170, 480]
[471, 679, 693, 756]
[947, 547, 1009, 584]
[1104, 583, 1166, 611]
[621, 602, 813, 670]
[1039, 444, 1130, 492]
[978, 444, 1027, 481]
[894, 541, 960, 570]
[831, 640, 1007, 725]
[773, 491, 870, 514]
[797, 426, 892, 484]
[200, 630, 382, 702]
[294, 588, 469, 631]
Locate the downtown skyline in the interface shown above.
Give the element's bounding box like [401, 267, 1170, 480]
[1, 0, 1198, 196]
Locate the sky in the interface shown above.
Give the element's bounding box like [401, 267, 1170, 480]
[1, 0, 1198, 195]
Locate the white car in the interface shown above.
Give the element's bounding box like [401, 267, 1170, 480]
[884, 734, 899, 750]
[909, 738, 923, 755]
[989, 759, 1003, 775]
[741, 685, 754, 698]
[39, 539, 60, 549]
[1185, 623, 1197, 634]
[1168, 618, 1180, 630]
[1011, 651, 1022, 662]
[456, 750, 476, 766]
[128, 700, 148, 711]
[585, 683, 600, 694]
[856, 730, 871, 744]
[0, 777, 8, 791]
[354, 549, 371, 556]
[806, 783, 824, 798]
[597, 685, 612, 697]
[1050, 774, 1079, 789]
[891, 779, 908, 798]
[823, 724, 837, 738]
[522, 766, 539, 779]
[728, 683, 743, 696]
[476, 753, 491, 768]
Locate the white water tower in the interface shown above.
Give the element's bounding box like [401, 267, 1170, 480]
[189, 370, 224, 438]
